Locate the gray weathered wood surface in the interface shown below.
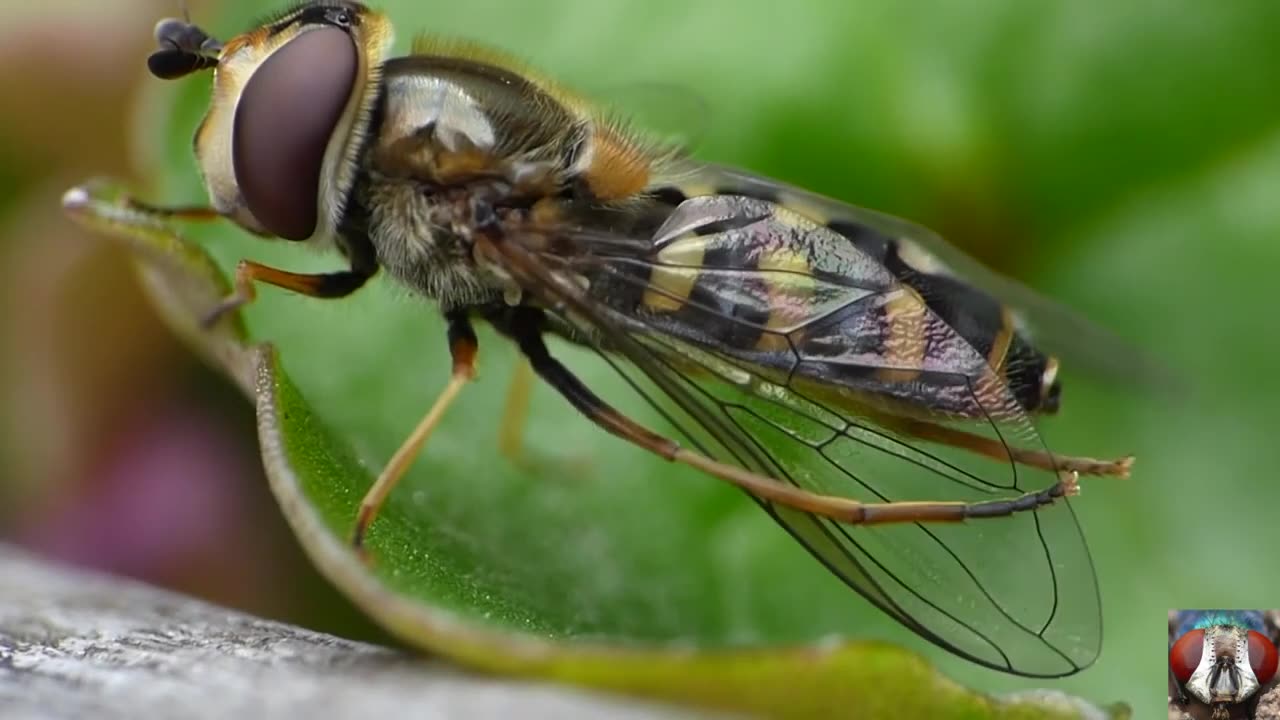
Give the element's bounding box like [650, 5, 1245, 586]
[0, 545, 712, 720]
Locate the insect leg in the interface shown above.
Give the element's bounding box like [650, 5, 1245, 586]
[497, 357, 535, 460]
[889, 415, 1133, 478]
[122, 197, 224, 223]
[351, 313, 478, 552]
[202, 260, 374, 328]
[508, 310, 1076, 527]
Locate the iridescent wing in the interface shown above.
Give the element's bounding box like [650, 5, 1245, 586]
[491, 191, 1102, 677]
[670, 163, 1173, 392]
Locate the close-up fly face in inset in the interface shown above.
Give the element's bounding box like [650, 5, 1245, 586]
[1170, 611, 1280, 720]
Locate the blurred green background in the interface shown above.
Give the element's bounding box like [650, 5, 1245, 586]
[4, 1, 1280, 717]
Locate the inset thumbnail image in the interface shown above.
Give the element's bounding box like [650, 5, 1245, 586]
[1170, 610, 1280, 720]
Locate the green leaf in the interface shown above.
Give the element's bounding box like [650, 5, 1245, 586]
[60, 181, 252, 390]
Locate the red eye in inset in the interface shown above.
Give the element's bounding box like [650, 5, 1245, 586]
[1170, 629, 1205, 683]
[1248, 630, 1278, 683]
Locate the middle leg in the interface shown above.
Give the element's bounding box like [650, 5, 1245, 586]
[351, 312, 478, 552]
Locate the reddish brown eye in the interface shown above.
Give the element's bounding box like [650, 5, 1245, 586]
[233, 27, 357, 240]
[1170, 629, 1205, 683]
[1248, 630, 1278, 683]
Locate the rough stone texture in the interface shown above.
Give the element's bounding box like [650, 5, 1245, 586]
[0, 545, 715, 720]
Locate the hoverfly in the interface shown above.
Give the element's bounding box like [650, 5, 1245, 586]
[122, 0, 1133, 678]
[1170, 611, 1279, 719]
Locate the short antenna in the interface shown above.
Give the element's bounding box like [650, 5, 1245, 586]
[147, 1, 223, 80]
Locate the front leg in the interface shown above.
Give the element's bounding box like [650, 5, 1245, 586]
[60, 182, 377, 327]
[202, 260, 375, 328]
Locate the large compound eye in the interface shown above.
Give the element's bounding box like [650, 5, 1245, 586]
[233, 27, 357, 240]
[1248, 630, 1279, 684]
[1170, 629, 1205, 683]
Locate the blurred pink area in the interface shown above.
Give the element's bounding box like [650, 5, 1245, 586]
[18, 406, 248, 572]
[10, 398, 296, 617]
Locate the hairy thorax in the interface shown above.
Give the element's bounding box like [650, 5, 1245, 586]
[339, 55, 593, 311]
[356, 177, 504, 309]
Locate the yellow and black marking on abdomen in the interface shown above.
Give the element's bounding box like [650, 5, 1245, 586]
[838, 222, 1062, 415]
[611, 184, 1061, 417]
